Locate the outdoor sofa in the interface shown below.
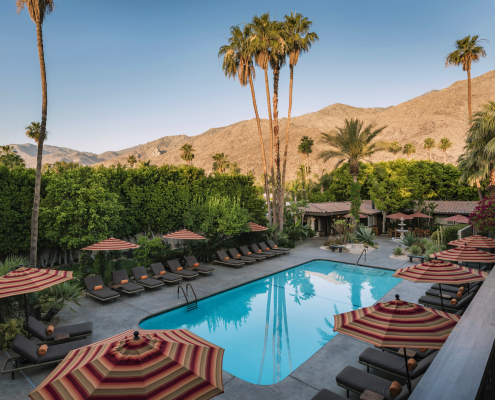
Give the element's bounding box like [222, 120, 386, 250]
[112, 269, 145, 296]
[228, 248, 261, 263]
[1, 334, 91, 380]
[214, 250, 246, 267]
[25, 316, 92, 344]
[167, 259, 200, 279]
[150, 262, 183, 283]
[84, 275, 120, 303]
[183, 256, 215, 275]
[336, 365, 423, 399]
[251, 244, 280, 257]
[268, 240, 291, 252]
[259, 242, 287, 255]
[131, 266, 165, 289]
[310, 389, 347, 400]
[239, 245, 266, 260]
[418, 290, 476, 312]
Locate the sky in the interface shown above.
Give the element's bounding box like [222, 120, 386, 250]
[0, 0, 493, 154]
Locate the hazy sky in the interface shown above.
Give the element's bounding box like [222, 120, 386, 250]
[1, 0, 493, 153]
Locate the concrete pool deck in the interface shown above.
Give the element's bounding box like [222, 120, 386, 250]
[1, 236, 430, 399]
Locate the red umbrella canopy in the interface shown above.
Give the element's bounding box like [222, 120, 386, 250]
[29, 329, 225, 400]
[0, 267, 73, 299]
[448, 235, 495, 248]
[387, 213, 413, 220]
[163, 229, 206, 240]
[343, 213, 367, 218]
[82, 237, 140, 251]
[409, 212, 432, 219]
[431, 246, 495, 263]
[248, 222, 268, 232]
[443, 215, 469, 223]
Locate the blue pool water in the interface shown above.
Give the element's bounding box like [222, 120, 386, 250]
[140, 260, 401, 385]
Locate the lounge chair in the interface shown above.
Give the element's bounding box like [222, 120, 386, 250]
[214, 250, 246, 267]
[183, 256, 215, 275]
[376, 346, 437, 361]
[84, 276, 120, 303]
[336, 365, 423, 400]
[25, 316, 92, 344]
[267, 240, 291, 252]
[251, 244, 280, 257]
[131, 266, 165, 289]
[358, 347, 437, 380]
[418, 290, 476, 312]
[166, 259, 200, 279]
[228, 248, 260, 263]
[239, 245, 266, 260]
[150, 262, 183, 283]
[310, 389, 347, 400]
[259, 242, 287, 255]
[112, 269, 145, 296]
[1, 334, 91, 380]
[430, 281, 481, 294]
[424, 285, 479, 300]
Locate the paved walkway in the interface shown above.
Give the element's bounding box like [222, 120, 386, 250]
[2, 236, 429, 399]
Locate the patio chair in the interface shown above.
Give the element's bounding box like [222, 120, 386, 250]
[267, 240, 292, 252]
[425, 285, 480, 300]
[150, 262, 183, 283]
[166, 259, 200, 279]
[259, 242, 287, 255]
[358, 347, 437, 380]
[1, 334, 92, 380]
[84, 275, 120, 303]
[25, 316, 92, 344]
[418, 291, 476, 312]
[183, 256, 215, 275]
[251, 244, 281, 257]
[430, 281, 482, 294]
[336, 365, 423, 400]
[310, 389, 347, 400]
[214, 250, 246, 267]
[389, 229, 396, 238]
[228, 248, 258, 263]
[239, 245, 266, 260]
[131, 266, 165, 289]
[423, 229, 431, 237]
[376, 345, 437, 361]
[112, 269, 145, 296]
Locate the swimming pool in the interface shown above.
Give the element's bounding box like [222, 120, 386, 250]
[140, 260, 401, 385]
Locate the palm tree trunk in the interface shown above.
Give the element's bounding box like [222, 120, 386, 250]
[264, 68, 277, 225]
[30, 22, 48, 268]
[476, 180, 483, 201]
[272, 67, 283, 230]
[248, 71, 272, 223]
[352, 175, 358, 183]
[467, 67, 472, 122]
[281, 65, 294, 212]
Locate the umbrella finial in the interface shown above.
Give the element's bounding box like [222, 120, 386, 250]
[133, 331, 139, 340]
[395, 294, 400, 300]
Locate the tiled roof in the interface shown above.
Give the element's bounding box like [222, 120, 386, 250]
[429, 201, 478, 215]
[305, 200, 381, 215]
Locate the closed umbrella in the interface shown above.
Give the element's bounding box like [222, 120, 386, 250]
[334, 295, 460, 393]
[29, 329, 225, 400]
[448, 235, 495, 248]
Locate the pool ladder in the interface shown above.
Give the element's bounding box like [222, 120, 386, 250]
[178, 283, 197, 311]
[354, 249, 367, 271]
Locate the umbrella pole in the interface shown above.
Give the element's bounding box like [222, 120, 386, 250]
[24, 293, 30, 340]
[439, 284, 444, 311]
[403, 348, 412, 393]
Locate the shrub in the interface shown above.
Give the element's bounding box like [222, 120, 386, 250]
[41, 281, 83, 321]
[424, 242, 446, 260]
[187, 237, 223, 263]
[399, 232, 420, 248]
[393, 247, 403, 256]
[355, 225, 377, 247]
[409, 244, 422, 256]
[0, 318, 26, 350]
[133, 236, 169, 267]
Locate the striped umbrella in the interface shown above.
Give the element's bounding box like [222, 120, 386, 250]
[448, 235, 495, 248]
[29, 329, 225, 400]
[163, 230, 207, 240]
[386, 213, 413, 220]
[431, 246, 495, 263]
[82, 237, 140, 251]
[443, 215, 469, 224]
[0, 267, 73, 339]
[334, 294, 460, 393]
[409, 212, 432, 219]
[247, 222, 268, 232]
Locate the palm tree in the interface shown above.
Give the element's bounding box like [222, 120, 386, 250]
[138, 160, 151, 168]
[127, 154, 137, 168]
[403, 143, 416, 159]
[445, 35, 487, 121]
[281, 12, 318, 206]
[423, 138, 436, 159]
[179, 143, 195, 166]
[439, 138, 453, 155]
[212, 153, 229, 174]
[388, 142, 402, 160]
[458, 153, 484, 200]
[17, 1, 54, 267]
[1, 145, 17, 155]
[298, 136, 314, 183]
[219, 24, 272, 223]
[229, 162, 241, 175]
[318, 118, 387, 182]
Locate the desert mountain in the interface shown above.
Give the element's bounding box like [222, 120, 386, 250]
[5, 70, 495, 179]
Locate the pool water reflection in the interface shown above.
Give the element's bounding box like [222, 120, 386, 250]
[140, 260, 401, 385]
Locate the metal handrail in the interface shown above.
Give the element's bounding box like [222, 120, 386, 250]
[354, 248, 367, 271]
[186, 284, 197, 302]
[177, 286, 189, 304]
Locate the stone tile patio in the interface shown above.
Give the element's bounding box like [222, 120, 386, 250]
[2, 236, 430, 399]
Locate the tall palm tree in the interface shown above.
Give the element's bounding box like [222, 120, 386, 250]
[439, 138, 453, 154]
[458, 153, 484, 200]
[1, 145, 17, 155]
[318, 118, 387, 182]
[281, 12, 318, 205]
[17, 1, 54, 267]
[138, 160, 151, 168]
[423, 138, 436, 159]
[229, 162, 241, 175]
[388, 142, 402, 160]
[179, 143, 195, 166]
[445, 35, 487, 121]
[298, 136, 314, 183]
[403, 143, 416, 159]
[126, 154, 137, 168]
[212, 153, 229, 174]
[219, 24, 272, 223]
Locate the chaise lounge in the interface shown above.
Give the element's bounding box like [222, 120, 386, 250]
[259, 242, 287, 255]
[167, 259, 200, 279]
[418, 290, 476, 312]
[251, 244, 280, 257]
[228, 248, 260, 263]
[150, 262, 183, 283]
[131, 266, 165, 289]
[25, 316, 93, 344]
[310, 389, 347, 400]
[214, 250, 246, 267]
[84, 275, 120, 303]
[267, 240, 291, 252]
[112, 269, 145, 296]
[239, 245, 266, 260]
[183, 256, 215, 275]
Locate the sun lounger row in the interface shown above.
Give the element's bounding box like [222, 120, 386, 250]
[214, 241, 291, 267]
[418, 281, 480, 312]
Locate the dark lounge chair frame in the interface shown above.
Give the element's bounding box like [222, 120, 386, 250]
[84, 275, 120, 303]
[150, 262, 183, 283]
[267, 240, 292, 252]
[258, 242, 287, 255]
[251, 244, 280, 257]
[112, 269, 145, 296]
[183, 256, 215, 275]
[214, 250, 246, 267]
[25, 316, 93, 345]
[228, 248, 260, 263]
[131, 266, 165, 289]
[239, 245, 266, 260]
[167, 259, 200, 279]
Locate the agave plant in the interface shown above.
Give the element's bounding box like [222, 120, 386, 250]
[41, 281, 83, 321]
[355, 225, 377, 247]
[0, 255, 29, 276]
[399, 232, 420, 248]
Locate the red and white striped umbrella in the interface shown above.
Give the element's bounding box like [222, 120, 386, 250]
[409, 212, 432, 219]
[443, 215, 469, 223]
[163, 230, 206, 240]
[247, 222, 268, 232]
[431, 246, 495, 263]
[82, 237, 140, 251]
[387, 213, 413, 220]
[448, 235, 495, 248]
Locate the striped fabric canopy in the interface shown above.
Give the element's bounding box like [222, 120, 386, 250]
[29, 329, 225, 400]
[443, 215, 469, 223]
[0, 267, 73, 299]
[82, 237, 140, 251]
[334, 297, 460, 349]
[448, 235, 495, 248]
[409, 212, 432, 219]
[386, 213, 413, 220]
[431, 246, 495, 263]
[392, 260, 487, 284]
[163, 230, 207, 240]
[248, 222, 268, 232]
